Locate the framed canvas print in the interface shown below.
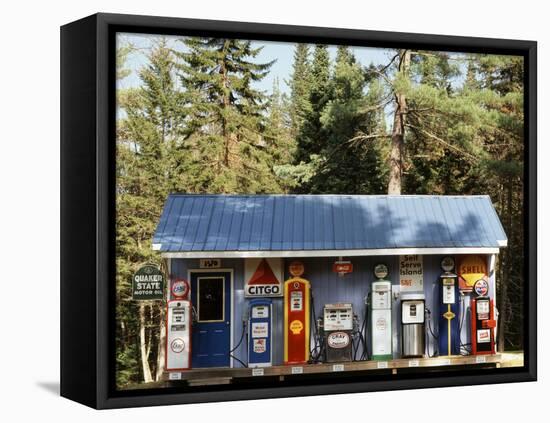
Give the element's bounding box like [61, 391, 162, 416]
[60, 13, 537, 409]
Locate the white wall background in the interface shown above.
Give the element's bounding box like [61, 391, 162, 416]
[0, 0, 545, 419]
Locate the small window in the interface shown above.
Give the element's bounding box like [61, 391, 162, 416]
[197, 277, 225, 322]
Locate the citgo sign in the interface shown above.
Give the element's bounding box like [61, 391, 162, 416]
[244, 258, 283, 297]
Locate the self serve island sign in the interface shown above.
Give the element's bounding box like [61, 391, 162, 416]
[244, 258, 283, 297]
[132, 265, 164, 300]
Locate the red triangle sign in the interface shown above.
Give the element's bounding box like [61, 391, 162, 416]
[248, 259, 279, 285]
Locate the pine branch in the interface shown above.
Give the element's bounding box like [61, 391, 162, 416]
[405, 123, 480, 162]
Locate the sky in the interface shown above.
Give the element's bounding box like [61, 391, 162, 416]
[116, 32, 397, 95]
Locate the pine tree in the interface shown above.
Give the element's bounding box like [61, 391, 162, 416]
[116, 39, 183, 386]
[294, 45, 331, 166]
[265, 78, 295, 188]
[175, 38, 279, 193]
[288, 44, 312, 141]
[311, 47, 386, 193]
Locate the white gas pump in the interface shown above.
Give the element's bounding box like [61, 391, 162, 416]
[371, 264, 392, 360]
[166, 300, 192, 370]
[323, 303, 353, 362]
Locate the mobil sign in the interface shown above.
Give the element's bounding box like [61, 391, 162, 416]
[244, 258, 283, 297]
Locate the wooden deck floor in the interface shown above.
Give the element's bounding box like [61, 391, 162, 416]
[163, 354, 502, 385]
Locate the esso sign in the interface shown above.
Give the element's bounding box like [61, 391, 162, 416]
[246, 284, 281, 296]
[172, 279, 189, 299]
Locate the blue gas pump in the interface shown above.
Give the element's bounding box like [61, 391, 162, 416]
[438, 257, 460, 355]
[248, 298, 273, 368]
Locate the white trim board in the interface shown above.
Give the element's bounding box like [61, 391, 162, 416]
[162, 247, 500, 259]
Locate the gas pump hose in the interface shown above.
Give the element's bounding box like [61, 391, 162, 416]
[229, 320, 247, 367]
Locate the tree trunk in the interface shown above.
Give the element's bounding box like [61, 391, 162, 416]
[155, 304, 166, 381]
[139, 303, 153, 383]
[387, 50, 410, 195]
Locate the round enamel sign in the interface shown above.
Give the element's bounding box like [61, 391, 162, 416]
[172, 279, 190, 299]
[374, 263, 388, 279]
[441, 256, 455, 272]
[473, 279, 489, 297]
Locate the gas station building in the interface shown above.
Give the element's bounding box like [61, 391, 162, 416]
[153, 194, 507, 379]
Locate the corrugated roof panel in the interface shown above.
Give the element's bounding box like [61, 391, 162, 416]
[152, 195, 175, 245]
[226, 197, 244, 251]
[248, 196, 264, 251]
[153, 194, 507, 252]
[259, 196, 275, 250]
[237, 196, 256, 251]
[469, 197, 492, 247]
[292, 196, 305, 250]
[178, 197, 202, 251]
[440, 196, 463, 248]
[191, 196, 215, 251]
[321, 197, 333, 250]
[418, 197, 439, 247]
[203, 197, 223, 250]
[213, 197, 231, 251]
[428, 197, 453, 247]
[271, 196, 285, 251]
[167, 197, 187, 251]
[349, 197, 363, 249]
[477, 197, 507, 244]
[391, 196, 412, 247]
[281, 197, 294, 251]
[454, 197, 479, 247]
[333, 197, 346, 249]
[303, 197, 316, 250]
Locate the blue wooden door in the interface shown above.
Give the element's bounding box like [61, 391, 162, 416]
[191, 272, 231, 368]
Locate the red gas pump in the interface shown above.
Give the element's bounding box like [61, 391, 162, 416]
[283, 261, 311, 365]
[470, 279, 496, 355]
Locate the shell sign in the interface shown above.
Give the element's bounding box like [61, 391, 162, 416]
[457, 255, 487, 292]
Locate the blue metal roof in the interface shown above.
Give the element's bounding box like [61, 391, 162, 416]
[152, 195, 507, 252]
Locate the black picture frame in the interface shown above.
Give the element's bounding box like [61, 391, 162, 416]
[60, 12, 537, 409]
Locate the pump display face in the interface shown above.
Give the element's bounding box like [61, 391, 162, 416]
[323, 304, 353, 331]
[372, 283, 391, 309]
[439, 273, 460, 356]
[476, 299, 490, 319]
[442, 278, 456, 304]
[248, 300, 273, 367]
[402, 300, 425, 324]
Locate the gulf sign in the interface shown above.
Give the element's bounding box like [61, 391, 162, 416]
[244, 258, 283, 297]
[333, 260, 353, 274]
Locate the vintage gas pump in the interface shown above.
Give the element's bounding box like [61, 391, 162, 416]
[371, 264, 392, 360]
[248, 298, 273, 368]
[471, 279, 496, 355]
[323, 303, 353, 362]
[438, 256, 460, 356]
[401, 293, 425, 358]
[284, 261, 311, 365]
[166, 299, 192, 370]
